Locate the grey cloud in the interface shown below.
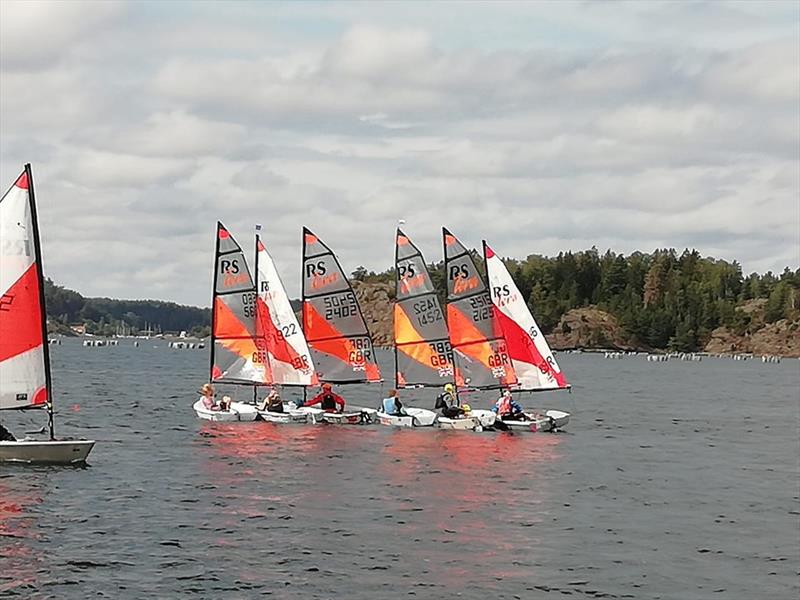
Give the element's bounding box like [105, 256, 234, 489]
[1, 3, 797, 306]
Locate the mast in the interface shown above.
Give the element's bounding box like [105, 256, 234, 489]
[208, 222, 222, 384]
[25, 164, 55, 440]
[254, 227, 260, 404]
[393, 229, 399, 389]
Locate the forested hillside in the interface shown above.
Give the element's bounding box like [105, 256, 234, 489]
[353, 248, 800, 353]
[43, 246, 799, 354]
[44, 280, 211, 337]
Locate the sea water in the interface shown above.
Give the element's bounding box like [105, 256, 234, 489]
[1, 341, 797, 599]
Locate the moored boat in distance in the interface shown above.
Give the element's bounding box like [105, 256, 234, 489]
[0, 164, 95, 464]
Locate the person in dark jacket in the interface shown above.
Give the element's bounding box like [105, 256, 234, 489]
[434, 383, 464, 418]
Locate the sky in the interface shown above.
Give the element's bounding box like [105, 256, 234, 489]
[1, 0, 798, 307]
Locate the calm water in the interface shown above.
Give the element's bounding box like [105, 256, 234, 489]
[1, 341, 798, 599]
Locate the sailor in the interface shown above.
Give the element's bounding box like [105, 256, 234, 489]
[199, 383, 218, 411]
[492, 389, 527, 420]
[0, 422, 16, 442]
[219, 395, 232, 411]
[434, 383, 464, 418]
[258, 387, 283, 413]
[381, 389, 405, 416]
[302, 383, 345, 413]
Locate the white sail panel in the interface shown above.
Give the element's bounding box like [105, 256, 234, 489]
[256, 236, 315, 385]
[0, 171, 48, 409]
[484, 242, 568, 390]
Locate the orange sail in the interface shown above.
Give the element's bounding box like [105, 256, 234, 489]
[301, 228, 381, 383]
[393, 229, 453, 387]
[209, 222, 271, 385]
[442, 227, 516, 389]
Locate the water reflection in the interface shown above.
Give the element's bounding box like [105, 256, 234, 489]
[380, 430, 564, 588]
[0, 477, 44, 594]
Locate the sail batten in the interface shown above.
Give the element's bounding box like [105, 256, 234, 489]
[301, 227, 380, 383]
[209, 222, 271, 385]
[0, 165, 50, 411]
[393, 229, 453, 387]
[442, 228, 516, 389]
[484, 242, 569, 391]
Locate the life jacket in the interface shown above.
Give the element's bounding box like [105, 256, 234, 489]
[321, 393, 337, 411]
[496, 395, 512, 416]
[382, 397, 398, 414]
[435, 392, 454, 410]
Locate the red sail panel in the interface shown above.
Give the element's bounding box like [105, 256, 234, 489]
[0, 265, 43, 363]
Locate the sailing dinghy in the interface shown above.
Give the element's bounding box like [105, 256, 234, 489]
[440, 227, 518, 431]
[0, 164, 95, 463]
[300, 228, 380, 424]
[194, 222, 264, 422]
[484, 241, 571, 431]
[253, 232, 316, 424]
[378, 229, 443, 427]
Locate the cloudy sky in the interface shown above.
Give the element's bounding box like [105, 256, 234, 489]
[1, 1, 798, 307]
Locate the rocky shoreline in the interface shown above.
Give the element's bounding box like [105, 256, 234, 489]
[353, 281, 800, 358]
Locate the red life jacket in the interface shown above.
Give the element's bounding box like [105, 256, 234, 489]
[496, 396, 512, 416]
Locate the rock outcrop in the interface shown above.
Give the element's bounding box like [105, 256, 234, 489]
[352, 280, 394, 347]
[547, 307, 640, 351]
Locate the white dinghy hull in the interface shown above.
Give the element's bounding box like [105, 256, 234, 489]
[320, 411, 368, 425]
[295, 405, 376, 425]
[193, 400, 258, 422]
[545, 409, 570, 429]
[376, 407, 438, 428]
[467, 409, 497, 429]
[499, 410, 571, 432]
[437, 415, 483, 431]
[0, 439, 95, 464]
[257, 408, 310, 424]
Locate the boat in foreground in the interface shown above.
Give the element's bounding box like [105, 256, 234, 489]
[1, 164, 96, 464]
[0, 439, 95, 464]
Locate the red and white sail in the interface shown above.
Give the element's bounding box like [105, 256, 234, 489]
[0, 169, 49, 409]
[484, 242, 569, 390]
[255, 235, 315, 385]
